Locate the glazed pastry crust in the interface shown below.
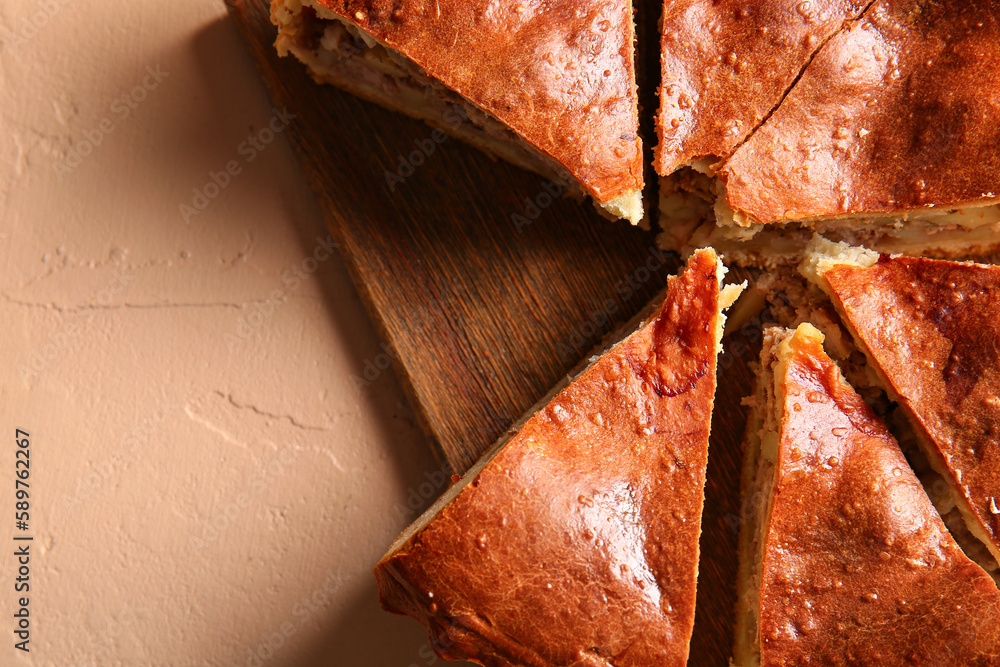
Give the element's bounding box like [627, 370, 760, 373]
[736, 324, 1000, 667]
[376, 250, 740, 667]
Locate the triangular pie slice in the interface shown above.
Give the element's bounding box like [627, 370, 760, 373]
[735, 323, 1000, 666]
[658, 0, 1000, 266]
[375, 249, 743, 666]
[271, 0, 644, 223]
[803, 237, 1000, 578]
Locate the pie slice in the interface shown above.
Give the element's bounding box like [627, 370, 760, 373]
[659, 0, 1000, 266]
[375, 249, 743, 666]
[736, 323, 1000, 667]
[803, 236, 1000, 579]
[271, 0, 644, 223]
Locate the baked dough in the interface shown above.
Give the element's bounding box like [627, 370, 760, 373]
[657, 0, 1000, 264]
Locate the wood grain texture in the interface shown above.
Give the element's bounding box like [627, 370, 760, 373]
[225, 1, 759, 664]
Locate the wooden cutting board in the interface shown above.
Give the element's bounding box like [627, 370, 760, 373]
[226, 2, 760, 664]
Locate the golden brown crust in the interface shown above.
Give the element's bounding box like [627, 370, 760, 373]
[757, 326, 1000, 666]
[722, 0, 1000, 224]
[654, 0, 868, 176]
[818, 254, 1000, 569]
[310, 0, 643, 204]
[375, 250, 724, 667]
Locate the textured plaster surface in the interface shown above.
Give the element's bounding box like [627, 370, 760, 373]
[0, 1, 463, 664]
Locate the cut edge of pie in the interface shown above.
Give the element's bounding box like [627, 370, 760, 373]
[659, 170, 1000, 268]
[271, 0, 645, 224]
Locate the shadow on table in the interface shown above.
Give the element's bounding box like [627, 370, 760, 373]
[283, 579, 477, 667]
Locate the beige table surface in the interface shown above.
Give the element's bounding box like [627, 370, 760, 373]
[1, 1, 472, 664]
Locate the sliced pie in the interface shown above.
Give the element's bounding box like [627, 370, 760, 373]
[375, 249, 743, 666]
[736, 323, 1000, 666]
[803, 237, 1000, 580]
[271, 0, 644, 223]
[658, 0, 1000, 266]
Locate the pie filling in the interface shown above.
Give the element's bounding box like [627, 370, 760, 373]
[659, 171, 1000, 267]
[272, 0, 642, 223]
